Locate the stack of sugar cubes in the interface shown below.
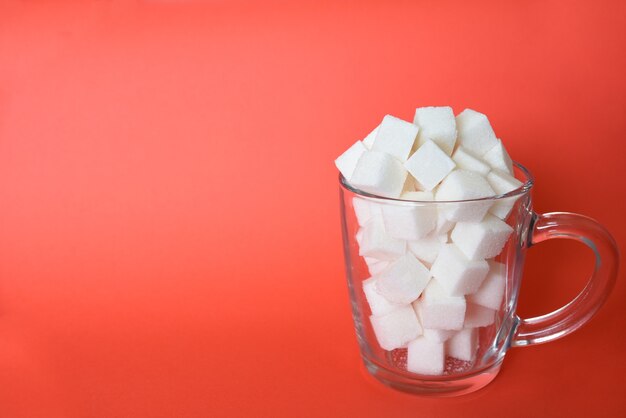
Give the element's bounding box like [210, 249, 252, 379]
[335, 107, 523, 375]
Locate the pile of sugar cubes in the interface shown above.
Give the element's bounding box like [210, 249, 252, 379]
[335, 107, 523, 375]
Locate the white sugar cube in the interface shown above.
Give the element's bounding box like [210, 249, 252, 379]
[435, 170, 495, 222]
[370, 305, 422, 350]
[412, 279, 466, 330]
[335, 141, 367, 181]
[464, 303, 496, 328]
[468, 261, 506, 310]
[352, 197, 383, 227]
[358, 218, 406, 260]
[413, 106, 457, 155]
[376, 253, 431, 304]
[372, 115, 419, 161]
[362, 277, 401, 316]
[362, 125, 380, 149]
[404, 140, 456, 191]
[363, 256, 390, 276]
[455, 109, 499, 156]
[447, 328, 478, 361]
[408, 233, 447, 265]
[434, 212, 455, 235]
[451, 214, 514, 260]
[422, 328, 456, 343]
[351, 151, 408, 198]
[452, 147, 490, 176]
[381, 200, 437, 241]
[483, 139, 513, 175]
[407, 337, 445, 375]
[487, 170, 524, 220]
[430, 244, 489, 296]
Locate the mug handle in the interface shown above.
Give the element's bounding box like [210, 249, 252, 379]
[512, 212, 619, 347]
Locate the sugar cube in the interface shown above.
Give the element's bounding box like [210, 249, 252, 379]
[404, 139, 456, 191]
[430, 244, 489, 296]
[413, 106, 457, 155]
[358, 218, 406, 260]
[351, 151, 408, 198]
[447, 328, 478, 361]
[335, 141, 367, 181]
[381, 199, 437, 241]
[352, 197, 383, 227]
[483, 139, 513, 175]
[487, 170, 524, 220]
[362, 277, 401, 316]
[451, 147, 490, 176]
[412, 279, 466, 330]
[372, 115, 419, 161]
[376, 253, 431, 304]
[455, 109, 499, 156]
[408, 233, 447, 265]
[363, 256, 390, 276]
[434, 212, 455, 235]
[370, 305, 422, 350]
[464, 303, 496, 328]
[435, 170, 495, 222]
[468, 261, 506, 310]
[407, 337, 445, 375]
[451, 214, 514, 260]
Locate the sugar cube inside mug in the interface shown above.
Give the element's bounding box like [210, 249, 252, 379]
[363, 256, 390, 276]
[430, 243, 489, 296]
[413, 106, 457, 156]
[451, 147, 490, 176]
[362, 277, 402, 316]
[370, 305, 423, 351]
[404, 139, 456, 191]
[350, 151, 408, 198]
[455, 109, 499, 156]
[407, 337, 445, 375]
[447, 327, 479, 362]
[487, 170, 524, 220]
[413, 279, 466, 330]
[372, 115, 419, 162]
[464, 303, 496, 328]
[381, 200, 437, 241]
[450, 214, 514, 260]
[468, 261, 506, 310]
[358, 218, 406, 260]
[408, 233, 447, 265]
[335, 140, 367, 181]
[376, 253, 431, 304]
[352, 196, 383, 227]
[435, 170, 495, 222]
[483, 139, 514, 175]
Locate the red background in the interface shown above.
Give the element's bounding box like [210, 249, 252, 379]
[0, 1, 625, 417]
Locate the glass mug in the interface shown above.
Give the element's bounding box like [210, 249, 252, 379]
[339, 162, 619, 396]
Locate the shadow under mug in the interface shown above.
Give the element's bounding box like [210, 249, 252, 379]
[339, 162, 619, 396]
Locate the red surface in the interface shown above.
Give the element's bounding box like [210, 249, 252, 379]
[0, 1, 625, 416]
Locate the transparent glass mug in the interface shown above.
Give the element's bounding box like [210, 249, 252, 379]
[339, 163, 619, 396]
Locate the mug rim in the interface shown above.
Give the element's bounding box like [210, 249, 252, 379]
[339, 161, 534, 203]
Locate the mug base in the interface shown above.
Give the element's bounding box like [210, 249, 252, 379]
[362, 356, 503, 397]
